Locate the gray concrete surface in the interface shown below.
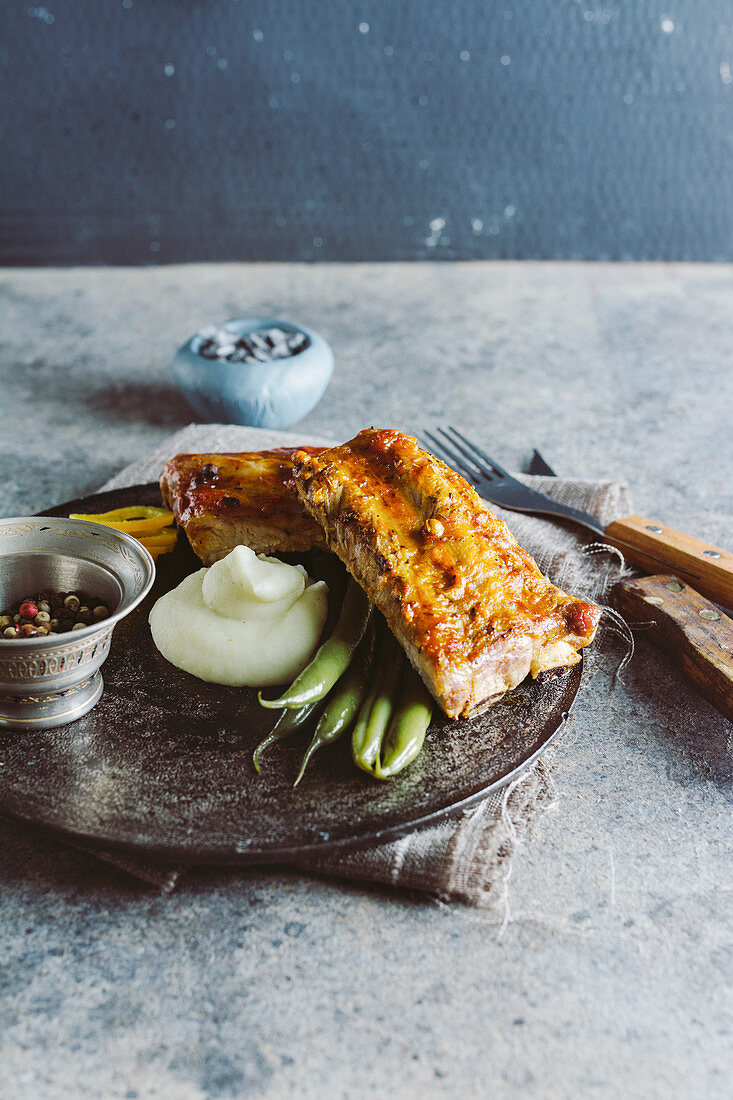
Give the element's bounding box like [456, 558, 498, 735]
[0, 263, 731, 1099]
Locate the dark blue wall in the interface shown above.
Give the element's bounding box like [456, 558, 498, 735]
[3, 0, 733, 264]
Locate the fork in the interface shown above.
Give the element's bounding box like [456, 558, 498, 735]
[421, 426, 733, 609]
[422, 427, 606, 537]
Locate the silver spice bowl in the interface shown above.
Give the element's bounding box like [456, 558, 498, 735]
[0, 517, 155, 729]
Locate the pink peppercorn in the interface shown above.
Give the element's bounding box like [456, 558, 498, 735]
[19, 601, 38, 619]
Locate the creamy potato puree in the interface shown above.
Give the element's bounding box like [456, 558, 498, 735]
[149, 545, 328, 686]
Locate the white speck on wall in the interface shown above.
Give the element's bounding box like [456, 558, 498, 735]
[489, 224, 500, 235]
[206, 45, 217, 57]
[268, 96, 279, 109]
[290, 72, 301, 83]
[164, 118, 176, 129]
[471, 218, 483, 233]
[500, 55, 511, 66]
[27, 6, 55, 22]
[418, 159, 429, 170]
[721, 63, 732, 84]
[313, 237, 323, 248]
[504, 205, 515, 218]
[122, 0, 132, 8]
[163, 63, 175, 76]
[359, 22, 370, 34]
[217, 58, 228, 70]
[283, 49, 294, 61]
[584, 10, 594, 21]
[252, 29, 264, 42]
[150, 241, 160, 253]
[430, 218, 446, 232]
[418, 95, 428, 106]
[384, 45, 394, 56]
[661, 17, 675, 34]
[460, 50, 470, 61]
[403, 215, 414, 226]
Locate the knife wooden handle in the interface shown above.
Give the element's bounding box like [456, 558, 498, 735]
[605, 514, 733, 609]
[612, 575, 733, 722]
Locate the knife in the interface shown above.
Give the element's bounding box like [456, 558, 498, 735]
[529, 450, 733, 722]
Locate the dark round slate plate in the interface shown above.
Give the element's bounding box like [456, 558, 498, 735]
[0, 484, 581, 863]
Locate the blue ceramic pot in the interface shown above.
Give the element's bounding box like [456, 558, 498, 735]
[171, 317, 334, 428]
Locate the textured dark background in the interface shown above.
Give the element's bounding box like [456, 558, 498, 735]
[3, 0, 733, 264]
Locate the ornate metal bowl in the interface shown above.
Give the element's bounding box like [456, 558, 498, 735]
[0, 518, 155, 729]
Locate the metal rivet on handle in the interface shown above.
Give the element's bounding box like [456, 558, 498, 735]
[703, 550, 721, 558]
[699, 609, 721, 621]
[665, 581, 684, 593]
[646, 525, 663, 533]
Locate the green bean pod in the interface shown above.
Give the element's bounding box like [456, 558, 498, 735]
[259, 578, 372, 710]
[373, 665, 433, 779]
[293, 620, 375, 787]
[252, 699, 321, 773]
[351, 627, 402, 775]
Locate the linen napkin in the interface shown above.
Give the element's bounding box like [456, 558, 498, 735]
[92, 424, 633, 907]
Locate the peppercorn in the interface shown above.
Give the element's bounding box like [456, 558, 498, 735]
[0, 588, 114, 639]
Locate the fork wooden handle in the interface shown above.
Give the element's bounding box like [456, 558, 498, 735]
[612, 575, 733, 722]
[604, 514, 733, 609]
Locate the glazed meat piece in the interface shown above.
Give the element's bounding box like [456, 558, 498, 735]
[160, 448, 325, 565]
[293, 428, 601, 719]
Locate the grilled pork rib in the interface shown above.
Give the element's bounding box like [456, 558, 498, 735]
[292, 428, 601, 719]
[160, 448, 325, 565]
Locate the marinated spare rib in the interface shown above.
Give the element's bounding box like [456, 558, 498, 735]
[160, 448, 325, 565]
[292, 428, 601, 719]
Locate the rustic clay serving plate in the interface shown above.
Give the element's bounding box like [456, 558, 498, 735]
[0, 484, 581, 863]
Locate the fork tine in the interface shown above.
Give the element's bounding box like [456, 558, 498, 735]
[421, 430, 478, 480]
[445, 426, 509, 480]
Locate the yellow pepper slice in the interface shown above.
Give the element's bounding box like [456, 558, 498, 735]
[69, 506, 175, 537]
[137, 532, 178, 550]
[70, 506, 174, 523]
[69, 505, 179, 559]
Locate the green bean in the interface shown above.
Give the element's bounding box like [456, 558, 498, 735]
[293, 621, 375, 787]
[259, 578, 371, 710]
[373, 664, 433, 779]
[252, 699, 321, 773]
[351, 627, 402, 775]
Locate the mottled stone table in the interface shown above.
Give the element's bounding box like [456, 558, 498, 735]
[1, 264, 731, 1099]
